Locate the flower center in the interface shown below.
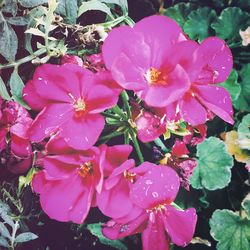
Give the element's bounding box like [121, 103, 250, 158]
[74, 98, 86, 112]
[146, 203, 166, 213]
[78, 161, 93, 178]
[145, 67, 162, 84]
[123, 170, 136, 183]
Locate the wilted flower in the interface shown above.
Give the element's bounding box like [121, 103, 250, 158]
[60, 55, 83, 66]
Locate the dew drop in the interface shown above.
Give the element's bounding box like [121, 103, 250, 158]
[152, 192, 159, 198]
[145, 179, 153, 185]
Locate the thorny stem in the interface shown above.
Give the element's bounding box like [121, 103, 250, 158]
[0, 47, 47, 70]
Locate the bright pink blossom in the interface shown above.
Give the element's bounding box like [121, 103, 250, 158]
[23, 64, 118, 150]
[0, 100, 33, 174]
[183, 124, 207, 146]
[103, 162, 197, 250]
[84, 53, 106, 72]
[96, 144, 136, 219]
[102, 15, 190, 107]
[32, 142, 103, 224]
[170, 38, 233, 125]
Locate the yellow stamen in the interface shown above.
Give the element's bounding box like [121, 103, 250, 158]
[123, 170, 136, 183]
[78, 161, 93, 178]
[145, 67, 162, 84]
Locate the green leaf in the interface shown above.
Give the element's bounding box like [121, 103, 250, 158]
[163, 2, 197, 27]
[211, 7, 250, 46]
[0, 236, 9, 247]
[18, 168, 38, 192]
[0, 222, 11, 239]
[234, 63, 250, 111]
[78, 0, 114, 19]
[218, 69, 241, 106]
[1, 0, 18, 16]
[87, 223, 128, 250]
[6, 16, 28, 26]
[9, 70, 30, 109]
[56, 0, 78, 24]
[0, 77, 11, 100]
[9, 70, 25, 99]
[238, 114, 250, 150]
[15, 232, 38, 243]
[210, 209, 250, 250]
[190, 137, 234, 190]
[1, 212, 15, 228]
[100, 0, 128, 14]
[25, 27, 45, 37]
[18, 0, 48, 8]
[183, 7, 217, 42]
[242, 194, 250, 217]
[0, 22, 18, 61]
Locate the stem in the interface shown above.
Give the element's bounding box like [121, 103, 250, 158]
[154, 138, 169, 153]
[171, 202, 183, 211]
[124, 131, 130, 144]
[124, 15, 135, 27]
[10, 221, 19, 249]
[130, 130, 144, 164]
[98, 130, 125, 142]
[121, 91, 132, 118]
[101, 112, 121, 120]
[0, 47, 47, 70]
[111, 105, 127, 120]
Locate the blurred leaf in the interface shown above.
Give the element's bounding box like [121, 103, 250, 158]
[163, 2, 196, 27]
[183, 7, 217, 42]
[18, 168, 38, 192]
[1, 0, 18, 16]
[0, 222, 11, 239]
[211, 7, 250, 46]
[1, 212, 15, 228]
[15, 232, 38, 243]
[100, 0, 128, 14]
[218, 69, 241, 106]
[242, 194, 250, 217]
[0, 201, 10, 214]
[0, 77, 11, 100]
[0, 22, 18, 61]
[234, 63, 250, 111]
[18, 0, 48, 8]
[0, 236, 9, 247]
[238, 114, 250, 150]
[190, 137, 233, 190]
[87, 223, 128, 250]
[6, 16, 29, 26]
[78, 0, 114, 19]
[56, 0, 77, 24]
[210, 209, 250, 250]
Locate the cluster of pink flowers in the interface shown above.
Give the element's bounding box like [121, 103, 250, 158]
[0, 15, 234, 250]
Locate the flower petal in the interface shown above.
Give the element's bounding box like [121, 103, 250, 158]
[142, 212, 170, 250]
[194, 85, 234, 124]
[130, 163, 180, 209]
[162, 205, 197, 246]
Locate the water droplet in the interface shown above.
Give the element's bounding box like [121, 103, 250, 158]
[145, 179, 153, 185]
[152, 192, 159, 198]
[38, 77, 43, 80]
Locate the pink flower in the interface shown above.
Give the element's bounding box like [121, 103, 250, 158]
[32, 141, 103, 224]
[0, 100, 33, 174]
[131, 100, 166, 142]
[84, 53, 106, 72]
[60, 55, 83, 67]
[102, 15, 190, 107]
[23, 64, 118, 150]
[170, 37, 233, 125]
[103, 162, 197, 250]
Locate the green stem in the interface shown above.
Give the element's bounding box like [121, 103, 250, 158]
[124, 15, 135, 27]
[111, 105, 127, 120]
[0, 47, 47, 70]
[124, 131, 130, 144]
[101, 112, 121, 120]
[98, 130, 125, 142]
[154, 138, 169, 153]
[171, 202, 183, 211]
[121, 91, 132, 118]
[130, 130, 144, 164]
